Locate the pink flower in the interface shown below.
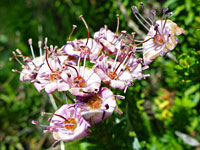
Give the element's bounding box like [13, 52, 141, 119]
[33, 48, 70, 94]
[132, 4, 185, 65]
[61, 66, 101, 97]
[94, 25, 125, 55]
[76, 87, 118, 124]
[94, 50, 145, 92]
[61, 38, 102, 63]
[33, 104, 91, 146]
[20, 55, 44, 81]
[142, 20, 185, 65]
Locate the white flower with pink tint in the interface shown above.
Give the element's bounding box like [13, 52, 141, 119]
[61, 38, 102, 62]
[142, 19, 185, 65]
[33, 47, 69, 94]
[94, 50, 145, 92]
[76, 87, 121, 124]
[94, 25, 125, 55]
[32, 104, 91, 147]
[61, 66, 101, 97]
[132, 3, 185, 65]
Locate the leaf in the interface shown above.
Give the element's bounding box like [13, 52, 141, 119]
[175, 131, 200, 147]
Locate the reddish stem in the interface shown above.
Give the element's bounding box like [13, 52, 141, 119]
[80, 15, 89, 46]
[114, 50, 132, 74]
[65, 64, 80, 78]
[68, 25, 77, 41]
[136, 38, 152, 47]
[45, 47, 54, 73]
[43, 112, 68, 122]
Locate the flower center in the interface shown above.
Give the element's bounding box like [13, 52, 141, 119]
[49, 73, 59, 81]
[108, 72, 118, 80]
[73, 77, 87, 88]
[88, 96, 102, 109]
[153, 34, 165, 45]
[64, 117, 77, 130]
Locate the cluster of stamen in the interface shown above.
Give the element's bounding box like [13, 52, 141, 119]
[64, 117, 77, 130]
[87, 96, 102, 109]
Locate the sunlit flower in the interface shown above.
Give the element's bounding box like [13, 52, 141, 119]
[94, 49, 146, 92]
[61, 65, 101, 97]
[94, 24, 126, 55]
[132, 4, 185, 65]
[33, 104, 91, 146]
[33, 47, 70, 94]
[76, 87, 119, 124]
[61, 38, 102, 63]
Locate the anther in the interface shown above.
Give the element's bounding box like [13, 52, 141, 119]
[166, 12, 173, 18]
[163, 7, 169, 14]
[132, 6, 149, 31]
[12, 69, 20, 73]
[16, 49, 22, 55]
[150, 10, 156, 16]
[116, 14, 120, 34]
[140, 2, 144, 10]
[44, 37, 48, 47]
[28, 38, 35, 59]
[38, 41, 42, 56]
[131, 6, 138, 14]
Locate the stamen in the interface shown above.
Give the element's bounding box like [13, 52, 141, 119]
[113, 51, 132, 74]
[131, 32, 135, 45]
[114, 95, 125, 99]
[132, 7, 149, 31]
[12, 69, 20, 73]
[140, 2, 144, 10]
[42, 112, 69, 122]
[163, 7, 169, 14]
[28, 38, 35, 59]
[150, 10, 156, 23]
[116, 14, 120, 34]
[45, 47, 54, 73]
[140, 2, 154, 25]
[132, 6, 139, 14]
[32, 120, 40, 125]
[68, 25, 77, 41]
[38, 41, 43, 56]
[161, 7, 169, 27]
[162, 12, 172, 31]
[16, 49, 22, 55]
[54, 46, 58, 53]
[137, 10, 152, 27]
[80, 15, 89, 46]
[11, 51, 24, 66]
[44, 37, 48, 48]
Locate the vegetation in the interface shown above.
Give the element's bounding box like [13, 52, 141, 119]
[0, 0, 199, 149]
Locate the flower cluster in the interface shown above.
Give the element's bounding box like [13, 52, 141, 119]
[11, 3, 184, 147]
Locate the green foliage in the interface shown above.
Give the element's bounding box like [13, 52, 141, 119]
[0, 0, 199, 149]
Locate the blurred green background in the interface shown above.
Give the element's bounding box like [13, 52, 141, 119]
[0, 0, 200, 149]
